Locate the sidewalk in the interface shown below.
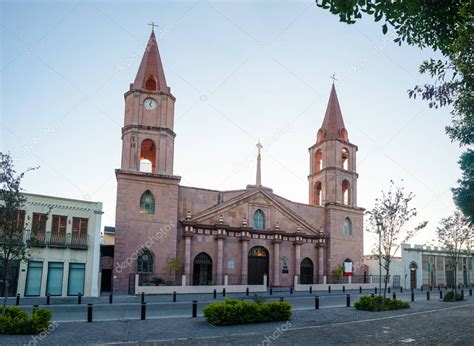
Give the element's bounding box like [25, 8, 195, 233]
[1, 295, 472, 345]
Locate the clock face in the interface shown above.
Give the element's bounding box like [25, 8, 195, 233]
[144, 98, 157, 110]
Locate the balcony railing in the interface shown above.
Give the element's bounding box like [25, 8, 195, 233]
[48, 232, 67, 248]
[26, 231, 46, 247]
[70, 233, 88, 250]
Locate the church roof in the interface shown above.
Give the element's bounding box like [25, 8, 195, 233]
[318, 84, 347, 141]
[132, 30, 169, 93]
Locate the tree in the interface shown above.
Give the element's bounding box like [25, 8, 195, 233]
[366, 181, 427, 304]
[0, 153, 36, 314]
[315, 0, 473, 146]
[437, 211, 474, 292]
[452, 149, 474, 222]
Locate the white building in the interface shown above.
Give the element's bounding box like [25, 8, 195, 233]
[364, 244, 474, 289]
[9, 193, 102, 297]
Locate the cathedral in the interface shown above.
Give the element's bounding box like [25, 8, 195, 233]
[112, 30, 364, 292]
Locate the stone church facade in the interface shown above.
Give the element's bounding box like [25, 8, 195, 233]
[113, 31, 364, 292]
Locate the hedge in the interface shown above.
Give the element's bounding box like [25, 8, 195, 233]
[443, 290, 464, 302]
[203, 298, 292, 326]
[0, 306, 52, 334]
[354, 295, 410, 312]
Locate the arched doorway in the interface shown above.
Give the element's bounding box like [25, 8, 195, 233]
[248, 246, 269, 285]
[409, 262, 418, 289]
[193, 253, 212, 286]
[300, 258, 314, 284]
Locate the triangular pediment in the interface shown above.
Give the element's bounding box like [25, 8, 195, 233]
[187, 188, 319, 235]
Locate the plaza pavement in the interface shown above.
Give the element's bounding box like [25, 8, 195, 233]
[0, 291, 473, 345]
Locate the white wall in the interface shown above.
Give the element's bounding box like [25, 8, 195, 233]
[15, 193, 102, 297]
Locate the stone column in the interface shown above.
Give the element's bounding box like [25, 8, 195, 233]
[273, 235, 282, 286]
[183, 226, 193, 286]
[240, 232, 250, 285]
[216, 230, 226, 285]
[294, 244, 301, 275]
[318, 244, 325, 282]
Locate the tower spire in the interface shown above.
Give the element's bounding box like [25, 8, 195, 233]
[132, 29, 169, 93]
[317, 83, 347, 142]
[256, 140, 262, 186]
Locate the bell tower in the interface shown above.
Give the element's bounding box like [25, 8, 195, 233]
[308, 83, 358, 207]
[121, 30, 176, 175]
[114, 29, 180, 293]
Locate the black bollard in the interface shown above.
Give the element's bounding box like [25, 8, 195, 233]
[359, 286, 362, 294]
[461, 290, 464, 299]
[141, 292, 145, 304]
[290, 287, 293, 295]
[375, 287, 377, 295]
[279, 297, 284, 302]
[411, 291, 415, 302]
[16, 294, 20, 306]
[270, 288, 273, 295]
[421, 286, 423, 291]
[87, 304, 93, 322]
[141, 302, 146, 320]
[246, 287, 249, 296]
[392, 292, 396, 300]
[400, 287, 403, 293]
[78, 293, 82, 305]
[343, 285, 345, 293]
[46, 294, 50, 305]
[109, 293, 113, 304]
[222, 288, 226, 297]
[328, 286, 331, 293]
[346, 294, 350, 307]
[470, 288, 472, 296]
[192, 300, 197, 318]
[388, 287, 391, 294]
[440, 290, 443, 300]
[213, 289, 217, 299]
[315, 296, 319, 309]
[309, 286, 312, 294]
[427, 291, 430, 300]
[173, 291, 177, 303]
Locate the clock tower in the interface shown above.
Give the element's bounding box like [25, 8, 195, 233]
[113, 30, 181, 293]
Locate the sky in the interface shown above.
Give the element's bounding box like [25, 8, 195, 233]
[0, 0, 464, 254]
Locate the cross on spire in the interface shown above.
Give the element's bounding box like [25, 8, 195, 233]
[148, 22, 159, 33]
[256, 140, 263, 155]
[330, 73, 337, 83]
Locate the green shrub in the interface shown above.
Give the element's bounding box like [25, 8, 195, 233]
[443, 290, 464, 302]
[203, 298, 291, 326]
[0, 306, 52, 334]
[354, 295, 410, 312]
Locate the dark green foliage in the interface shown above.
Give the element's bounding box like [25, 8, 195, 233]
[354, 295, 410, 312]
[150, 276, 166, 285]
[203, 298, 291, 326]
[452, 149, 474, 222]
[0, 306, 52, 334]
[443, 290, 464, 302]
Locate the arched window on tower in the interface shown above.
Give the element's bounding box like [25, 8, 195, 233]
[314, 149, 323, 173]
[145, 75, 157, 91]
[253, 209, 265, 230]
[137, 248, 154, 273]
[140, 139, 157, 173]
[341, 148, 349, 170]
[314, 181, 322, 206]
[343, 217, 352, 235]
[342, 180, 351, 205]
[140, 190, 155, 214]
